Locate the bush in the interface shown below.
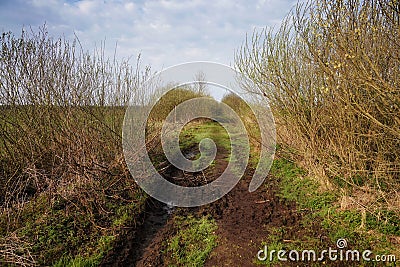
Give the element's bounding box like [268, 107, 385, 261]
[236, 0, 400, 210]
[0, 26, 150, 265]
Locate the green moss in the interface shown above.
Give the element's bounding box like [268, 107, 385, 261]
[112, 199, 146, 227]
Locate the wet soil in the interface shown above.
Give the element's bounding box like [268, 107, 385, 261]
[101, 148, 329, 267]
[99, 199, 171, 267]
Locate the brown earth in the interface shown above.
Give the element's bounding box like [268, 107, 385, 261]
[101, 148, 339, 267]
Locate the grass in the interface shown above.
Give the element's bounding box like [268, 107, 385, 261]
[256, 153, 399, 266]
[254, 228, 285, 266]
[179, 116, 400, 267]
[1, 116, 228, 266]
[179, 120, 231, 152]
[165, 215, 218, 267]
[53, 236, 115, 267]
[271, 158, 336, 211]
[0, 187, 147, 266]
[177, 120, 232, 175]
[179, 120, 256, 177]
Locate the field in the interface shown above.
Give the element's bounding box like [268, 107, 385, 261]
[1, 0, 399, 266]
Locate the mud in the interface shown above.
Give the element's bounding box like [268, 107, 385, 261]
[101, 148, 331, 266]
[100, 198, 171, 267]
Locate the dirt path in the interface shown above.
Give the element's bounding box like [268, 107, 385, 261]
[202, 169, 301, 267]
[99, 199, 171, 267]
[101, 140, 327, 266]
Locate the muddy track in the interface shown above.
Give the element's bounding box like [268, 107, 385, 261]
[100, 198, 170, 267]
[202, 170, 301, 267]
[101, 147, 329, 266]
[100, 148, 203, 267]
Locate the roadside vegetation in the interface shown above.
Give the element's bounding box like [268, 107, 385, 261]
[0, 27, 151, 266]
[236, 0, 399, 245]
[256, 150, 398, 266]
[234, 0, 399, 265]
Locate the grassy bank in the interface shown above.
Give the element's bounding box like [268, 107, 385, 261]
[256, 147, 399, 266]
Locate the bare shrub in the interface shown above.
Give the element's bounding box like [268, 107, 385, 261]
[0, 233, 36, 267]
[0, 26, 151, 264]
[236, 0, 400, 211]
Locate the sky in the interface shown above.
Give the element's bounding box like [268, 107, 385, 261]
[0, 0, 297, 100]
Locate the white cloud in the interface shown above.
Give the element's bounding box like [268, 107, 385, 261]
[0, 0, 296, 71]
